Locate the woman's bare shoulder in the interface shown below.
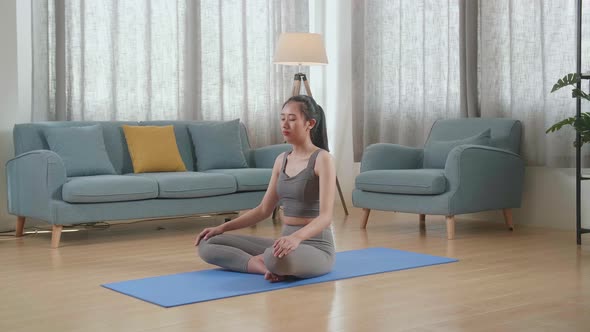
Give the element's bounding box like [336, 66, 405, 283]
[317, 149, 333, 161]
[272, 151, 288, 169]
[315, 149, 334, 172]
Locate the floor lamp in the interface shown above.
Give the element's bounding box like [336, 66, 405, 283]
[273, 32, 349, 216]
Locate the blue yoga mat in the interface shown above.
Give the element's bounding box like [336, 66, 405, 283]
[102, 247, 457, 307]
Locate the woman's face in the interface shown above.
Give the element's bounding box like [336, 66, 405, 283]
[280, 102, 314, 144]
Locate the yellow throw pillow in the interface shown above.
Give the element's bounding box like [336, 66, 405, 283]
[122, 125, 187, 173]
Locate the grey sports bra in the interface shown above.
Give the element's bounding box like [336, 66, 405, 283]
[276, 149, 322, 218]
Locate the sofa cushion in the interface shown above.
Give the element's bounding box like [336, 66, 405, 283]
[188, 119, 249, 171]
[122, 125, 187, 173]
[133, 172, 237, 198]
[355, 169, 447, 195]
[423, 129, 491, 169]
[205, 168, 272, 192]
[62, 175, 158, 203]
[44, 125, 117, 177]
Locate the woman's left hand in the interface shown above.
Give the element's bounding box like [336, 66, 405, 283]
[272, 235, 301, 258]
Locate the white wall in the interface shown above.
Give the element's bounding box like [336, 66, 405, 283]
[0, 1, 33, 232]
[0, 0, 20, 232]
[468, 167, 588, 231]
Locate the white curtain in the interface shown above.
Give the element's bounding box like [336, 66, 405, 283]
[479, 0, 590, 167]
[351, 0, 590, 167]
[351, 0, 462, 162]
[308, 0, 355, 208]
[32, 0, 309, 148]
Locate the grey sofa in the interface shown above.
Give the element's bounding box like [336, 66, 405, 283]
[353, 118, 525, 239]
[6, 121, 291, 248]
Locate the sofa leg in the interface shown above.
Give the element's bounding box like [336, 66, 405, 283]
[502, 208, 514, 231]
[360, 208, 371, 229]
[446, 216, 455, 240]
[419, 214, 426, 229]
[16, 216, 25, 237]
[51, 225, 63, 249]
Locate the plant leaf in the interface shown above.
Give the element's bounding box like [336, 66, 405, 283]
[546, 112, 590, 147]
[572, 88, 590, 102]
[546, 117, 576, 133]
[551, 73, 580, 93]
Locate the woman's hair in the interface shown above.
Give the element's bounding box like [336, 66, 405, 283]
[282, 95, 330, 151]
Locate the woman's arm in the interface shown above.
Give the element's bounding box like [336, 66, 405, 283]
[219, 153, 284, 232]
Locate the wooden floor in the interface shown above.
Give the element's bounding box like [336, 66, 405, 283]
[1, 208, 589, 332]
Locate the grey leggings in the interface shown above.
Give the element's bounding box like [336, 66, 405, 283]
[198, 225, 335, 278]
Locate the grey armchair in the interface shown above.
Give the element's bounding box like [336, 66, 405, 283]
[352, 118, 524, 239]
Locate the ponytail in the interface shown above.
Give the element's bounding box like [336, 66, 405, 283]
[282, 95, 330, 151]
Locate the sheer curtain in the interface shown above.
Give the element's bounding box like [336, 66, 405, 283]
[351, 0, 590, 166]
[478, 0, 590, 167]
[351, 0, 462, 162]
[32, 0, 309, 148]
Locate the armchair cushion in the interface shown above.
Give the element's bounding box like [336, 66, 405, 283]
[360, 144, 423, 172]
[423, 128, 491, 169]
[188, 119, 249, 171]
[44, 125, 116, 177]
[356, 169, 447, 195]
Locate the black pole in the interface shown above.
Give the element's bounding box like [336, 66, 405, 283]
[576, 0, 582, 245]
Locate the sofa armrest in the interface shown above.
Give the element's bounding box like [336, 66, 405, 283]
[250, 144, 292, 168]
[6, 150, 67, 222]
[444, 145, 525, 214]
[360, 143, 424, 172]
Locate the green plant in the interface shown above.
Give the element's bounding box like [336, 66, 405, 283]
[546, 73, 590, 147]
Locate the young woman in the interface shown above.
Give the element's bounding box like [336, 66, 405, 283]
[194, 95, 336, 282]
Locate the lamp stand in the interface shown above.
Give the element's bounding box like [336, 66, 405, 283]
[290, 72, 349, 216]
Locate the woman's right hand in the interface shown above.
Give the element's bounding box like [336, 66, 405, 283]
[194, 226, 224, 246]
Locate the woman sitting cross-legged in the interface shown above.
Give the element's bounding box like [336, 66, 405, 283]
[194, 95, 336, 282]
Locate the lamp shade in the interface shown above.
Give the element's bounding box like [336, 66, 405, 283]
[273, 33, 328, 66]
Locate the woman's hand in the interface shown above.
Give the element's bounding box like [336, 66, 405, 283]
[194, 226, 224, 246]
[272, 235, 302, 258]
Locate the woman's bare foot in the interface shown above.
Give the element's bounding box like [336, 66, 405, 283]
[264, 271, 286, 283]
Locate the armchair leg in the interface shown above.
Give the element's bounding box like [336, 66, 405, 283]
[446, 216, 455, 240]
[51, 225, 63, 249]
[502, 208, 514, 231]
[360, 208, 371, 229]
[16, 216, 25, 237]
[419, 214, 426, 229]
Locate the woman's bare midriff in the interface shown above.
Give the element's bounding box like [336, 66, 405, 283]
[282, 215, 314, 226]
